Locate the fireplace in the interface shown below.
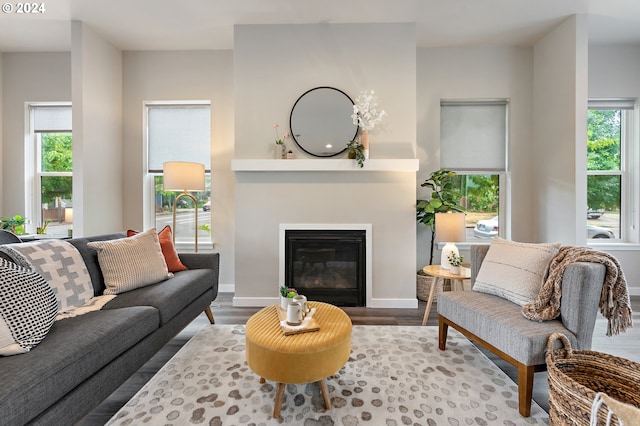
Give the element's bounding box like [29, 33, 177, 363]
[283, 229, 366, 306]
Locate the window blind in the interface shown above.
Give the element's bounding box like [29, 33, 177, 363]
[440, 100, 507, 171]
[147, 104, 211, 172]
[588, 98, 636, 110]
[33, 105, 72, 132]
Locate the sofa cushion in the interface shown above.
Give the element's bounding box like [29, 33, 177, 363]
[0, 306, 159, 426]
[87, 228, 172, 295]
[472, 237, 561, 306]
[438, 291, 574, 365]
[127, 226, 188, 273]
[0, 240, 94, 312]
[102, 268, 215, 325]
[0, 259, 58, 356]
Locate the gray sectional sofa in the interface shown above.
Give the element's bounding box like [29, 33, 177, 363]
[0, 232, 220, 426]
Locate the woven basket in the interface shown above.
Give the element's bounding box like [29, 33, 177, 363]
[546, 333, 640, 425]
[416, 272, 436, 301]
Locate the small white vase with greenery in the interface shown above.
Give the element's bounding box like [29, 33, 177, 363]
[447, 252, 464, 275]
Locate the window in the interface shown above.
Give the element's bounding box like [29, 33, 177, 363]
[587, 99, 637, 242]
[145, 102, 211, 249]
[440, 100, 508, 241]
[27, 104, 73, 236]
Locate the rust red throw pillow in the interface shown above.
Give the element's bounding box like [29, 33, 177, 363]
[127, 226, 188, 272]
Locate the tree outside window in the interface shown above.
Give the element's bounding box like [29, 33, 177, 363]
[39, 132, 73, 234]
[587, 109, 622, 239]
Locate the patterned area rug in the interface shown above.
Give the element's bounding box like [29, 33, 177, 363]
[107, 325, 549, 425]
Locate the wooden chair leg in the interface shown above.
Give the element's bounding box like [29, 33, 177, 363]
[438, 315, 449, 350]
[517, 364, 534, 417]
[204, 306, 215, 324]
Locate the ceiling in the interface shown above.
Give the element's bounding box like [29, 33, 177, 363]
[1, 0, 640, 52]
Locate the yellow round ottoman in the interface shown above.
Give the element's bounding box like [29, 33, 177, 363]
[245, 302, 352, 418]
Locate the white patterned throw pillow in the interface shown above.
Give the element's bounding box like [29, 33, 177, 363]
[473, 237, 561, 306]
[0, 240, 94, 313]
[88, 228, 172, 295]
[0, 258, 58, 356]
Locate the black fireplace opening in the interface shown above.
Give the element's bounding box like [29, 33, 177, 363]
[285, 229, 366, 307]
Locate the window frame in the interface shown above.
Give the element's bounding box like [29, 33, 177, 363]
[143, 100, 213, 251]
[439, 99, 510, 245]
[586, 99, 639, 244]
[25, 102, 73, 236]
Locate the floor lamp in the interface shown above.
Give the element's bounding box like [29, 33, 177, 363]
[435, 212, 466, 270]
[163, 161, 205, 252]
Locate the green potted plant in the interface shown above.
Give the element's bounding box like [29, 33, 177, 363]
[416, 170, 464, 301]
[279, 285, 298, 310]
[416, 169, 465, 265]
[0, 214, 27, 235]
[447, 252, 464, 274]
[346, 140, 365, 168]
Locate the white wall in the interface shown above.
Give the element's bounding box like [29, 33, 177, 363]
[416, 46, 534, 267]
[71, 21, 123, 236]
[233, 23, 416, 159]
[233, 23, 417, 307]
[122, 50, 235, 290]
[1, 52, 71, 228]
[532, 15, 589, 244]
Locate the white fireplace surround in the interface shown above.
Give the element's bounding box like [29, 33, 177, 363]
[279, 223, 373, 307]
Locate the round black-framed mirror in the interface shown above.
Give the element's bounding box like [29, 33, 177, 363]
[289, 86, 359, 157]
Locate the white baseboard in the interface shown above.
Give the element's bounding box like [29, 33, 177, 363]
[232, 296, 277, 307]
[368, 298, 419, 309]
[231, 296, 419, 309]
[218, 283, 235, 293]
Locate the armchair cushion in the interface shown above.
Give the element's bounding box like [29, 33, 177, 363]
[473, 237, 560, 306]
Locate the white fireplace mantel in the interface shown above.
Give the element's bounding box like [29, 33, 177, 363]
[231, 158, 419, 172]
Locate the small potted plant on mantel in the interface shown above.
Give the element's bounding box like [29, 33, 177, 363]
[346, 140, 365, 168]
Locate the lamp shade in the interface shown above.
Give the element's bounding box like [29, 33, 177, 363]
[435, 212, 466, 243]
[163, 161, 205, 191]
[64, 208, 73, 223]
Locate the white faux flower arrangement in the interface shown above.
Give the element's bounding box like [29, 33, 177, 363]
[351, 90, 386, 131]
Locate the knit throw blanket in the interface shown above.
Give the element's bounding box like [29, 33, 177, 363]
[522, 246, 633, 336]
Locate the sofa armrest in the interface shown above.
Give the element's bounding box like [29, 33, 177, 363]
[470, 245, 491, 287]
[178, 252, 220, 273]
[559, 261, 606, 350]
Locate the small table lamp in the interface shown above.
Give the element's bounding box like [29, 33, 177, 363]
[163, 161, 205, 252]
[435, 212, 466, 270]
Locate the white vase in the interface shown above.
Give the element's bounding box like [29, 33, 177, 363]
[280, 296, 289, 310]
[450, 266, 461, 275]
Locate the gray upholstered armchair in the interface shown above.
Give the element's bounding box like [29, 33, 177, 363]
[437, 244, 606, 417]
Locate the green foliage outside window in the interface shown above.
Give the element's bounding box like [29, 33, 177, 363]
[587, 110, 621, 211]
[41, 133, 73, 205]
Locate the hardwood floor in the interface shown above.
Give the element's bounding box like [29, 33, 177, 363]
[77, 293, 640, 425]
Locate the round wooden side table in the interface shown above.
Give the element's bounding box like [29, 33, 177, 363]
[421, 264, 470, 326]
[245, 301, 352, 418]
